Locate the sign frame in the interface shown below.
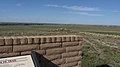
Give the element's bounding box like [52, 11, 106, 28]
[0, 51, 41, 67]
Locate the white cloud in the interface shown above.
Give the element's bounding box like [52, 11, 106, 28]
[45, 4, 103, 16]
[62, 5, 99, 11]
[45, 4, 100, 11]
[71, 12, 104, 16]
[45, 4, 59, 7]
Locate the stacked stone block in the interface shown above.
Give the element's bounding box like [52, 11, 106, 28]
[0, 35, 82, 67]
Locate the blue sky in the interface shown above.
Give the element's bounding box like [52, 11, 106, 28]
[0, 0, 120, 25]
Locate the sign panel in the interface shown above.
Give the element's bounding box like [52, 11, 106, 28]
[0, 55, 35, 67]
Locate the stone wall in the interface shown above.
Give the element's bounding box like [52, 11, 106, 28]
[0, 35, 83, 67]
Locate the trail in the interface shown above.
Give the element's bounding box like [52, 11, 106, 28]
[79, 32, 120, 38]
[94, 39, 119, 49]
[83, 38, 102, 54]
[80, 31, 119, 48]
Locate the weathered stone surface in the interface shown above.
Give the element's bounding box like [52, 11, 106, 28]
[33, 37, 40, 44]
[41, 43, 61, 49]
[13, 45, 39, 52]
[41, 37, 46, 44]
[0, 37, 4, 45]
[46, 48, 66, 55]
[61, 62, 78, 67]
[62, 37, 66, 42]
[52, 59, 66, 65]
[62, 42, 79, 47]
[71, 36, 75, 41]
[51, 37, 56, 43]
[46, 37, 52, 43]
[27, 37, 33, 44]
[12, 37, 20, 45]
[62, 52, 79, 58]
[44, 54, 62, 61]
[4, 37, 13, 45]
[34, 50, 46, 55]
[0, 53, 20, 58]
[79, 51, 82, 56]
[21, 51, 32, 55]
[0, 46, 12, 53]
[0, 35, 82, 67]
[66, 46, 82, 52]
[66, 56, 82, 63]
[66, 37, 71, 42]
[19, 37, 28, 45]
[56, 37, 62, 42]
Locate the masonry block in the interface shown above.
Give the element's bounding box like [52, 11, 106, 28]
[62, 52, 79, 58]
[52, 59, 66, 65]
[40, 43, 61, 50]
[79, 51, 82, 56]
[66, 46, 82, 52]
[0, 53, 20, 58]
[79, 41, 83, 46]
[33, 37, 40, 44]
[0, 37, 4, 45]
[41, 37, 46, 44]
[21, 50, 45, 55]
[4, 37, 13, 45]
[0, 35, 82, 67]
[13, 45, 39, 52]
[27, 37, 33, 44]
[77, 36, 83, 41]
[51, 37, 56, 43]
[0, 46, 12, 53]
[46, 48, 66, 55]
[19, 37, 28, 45]
[21, 51, 32, 55]
[71, 36, 75, 41]
[12, 37, 20, 45]
[66, 37, 71, 42]
[56, 37, 62, 42]
[75, 36, 82, 41]
[44, 54, 62, 61]
[78, 61, 81, 66]
[75, 65, 81, 67]
[46, 37, 52, 43]
[34, 50, 45, 55]
[62, 42, 79, 47]
[66, 56, 81, 63]
[62, 37, 66, 42]
[61, 62, 78, 67]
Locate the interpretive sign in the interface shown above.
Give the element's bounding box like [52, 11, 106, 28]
[0, 52, 40, 67]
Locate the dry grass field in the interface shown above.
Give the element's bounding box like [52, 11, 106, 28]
[0, 23, 120, 67]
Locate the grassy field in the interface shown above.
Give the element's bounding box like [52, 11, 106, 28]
[0, 24, 120, 67]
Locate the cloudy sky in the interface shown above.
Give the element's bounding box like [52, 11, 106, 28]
[0, 0, 120, 25]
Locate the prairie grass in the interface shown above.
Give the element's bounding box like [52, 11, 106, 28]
[0, 24, 120, 67]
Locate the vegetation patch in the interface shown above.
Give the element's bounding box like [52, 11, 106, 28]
[0, 24, 120, 67]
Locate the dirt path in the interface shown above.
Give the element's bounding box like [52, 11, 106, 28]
[79, 32, 120, 38]
[83, 38, 102, 54]
[94, 39, 119, 49]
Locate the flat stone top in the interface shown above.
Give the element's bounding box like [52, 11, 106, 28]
[0, 35, 83, 46]
[0, 35, 82, 38]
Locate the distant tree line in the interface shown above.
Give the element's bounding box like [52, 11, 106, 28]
[0, 22, 58, 25]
